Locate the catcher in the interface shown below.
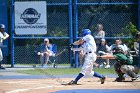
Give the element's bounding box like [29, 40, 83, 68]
[100, 47, 140, 82]
[99, 46, 139, 82]
[113, 47, 139, 81]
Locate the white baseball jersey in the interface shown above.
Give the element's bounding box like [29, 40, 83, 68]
[80, 34, 97, 76]
[0, 32, 9, 45]
[0, 32, 9, 61]
[82, 34, 97, 54]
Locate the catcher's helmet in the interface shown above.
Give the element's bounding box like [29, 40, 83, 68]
[0, 24, 5, 29]
[81, 29, 91, 36]
[113, 47, 123, 54]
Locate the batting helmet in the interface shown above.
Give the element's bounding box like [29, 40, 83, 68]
[0, 24, 5, 29]
[81, 29, 91, 36]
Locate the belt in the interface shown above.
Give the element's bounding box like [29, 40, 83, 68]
[85, 51, 92, 54]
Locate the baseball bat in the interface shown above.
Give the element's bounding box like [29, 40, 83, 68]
[97, 54, 115, 59]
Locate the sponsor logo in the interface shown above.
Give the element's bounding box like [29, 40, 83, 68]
[20, 8, 41, 24]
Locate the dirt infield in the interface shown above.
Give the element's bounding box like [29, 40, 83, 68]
[0, 78, 140, 93]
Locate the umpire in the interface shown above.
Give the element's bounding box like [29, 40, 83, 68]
[0, 24, 9, 69]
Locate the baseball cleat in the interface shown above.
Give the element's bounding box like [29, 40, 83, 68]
[101, 76, 106, 84]
[67, 80, 77, 85]
[114, 77, 125, 82]
[132, 76, 140, 81]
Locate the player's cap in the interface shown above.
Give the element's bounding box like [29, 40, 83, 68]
[101, 38, 105, 42]
[0, 24, 5, 29]
[44, 38, 49, 42]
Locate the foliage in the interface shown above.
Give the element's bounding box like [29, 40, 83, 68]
[47, 27, 68, 37]
[122, 22, 138, 49]
[123, 22, 138, 36]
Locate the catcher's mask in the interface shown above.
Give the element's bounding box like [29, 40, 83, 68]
[113, 47, 123, 54]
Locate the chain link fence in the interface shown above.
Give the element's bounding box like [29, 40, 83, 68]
[12, 0, 70, 67]
[76, 0, 138, 68]
[9, 0, 138, 68]
[14, 39, 70, 67]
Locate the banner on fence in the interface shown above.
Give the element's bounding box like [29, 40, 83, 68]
[14, 1, 47, 35]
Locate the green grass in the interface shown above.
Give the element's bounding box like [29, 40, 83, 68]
[16, 67, 115, 75]
[15, 64, 70, 67]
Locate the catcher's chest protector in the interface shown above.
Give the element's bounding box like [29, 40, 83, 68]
[114, 53, 133, 65]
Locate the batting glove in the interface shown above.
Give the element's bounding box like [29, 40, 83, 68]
[70, 43, 74, 47]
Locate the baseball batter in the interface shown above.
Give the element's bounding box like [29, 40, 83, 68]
[0, 24, 9, 69]
[67, 29, 105, 85]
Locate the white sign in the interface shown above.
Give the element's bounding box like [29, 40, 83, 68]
[15, 1, 47, 35]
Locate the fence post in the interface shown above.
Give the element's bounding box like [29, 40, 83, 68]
[138, 0, 140, 67]
[69, 0, 73, 67]
[74, 0, 79, 68]
[10, 0, 15, 67]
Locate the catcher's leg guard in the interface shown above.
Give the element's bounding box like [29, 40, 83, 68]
[115, 73, 125, 82]
[114, 62, 121, 74]
[126, 70, 139, 81]
[114, 62, 125, 82]
[133, 66, 139, 74]
[126, 70, 137, 78]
